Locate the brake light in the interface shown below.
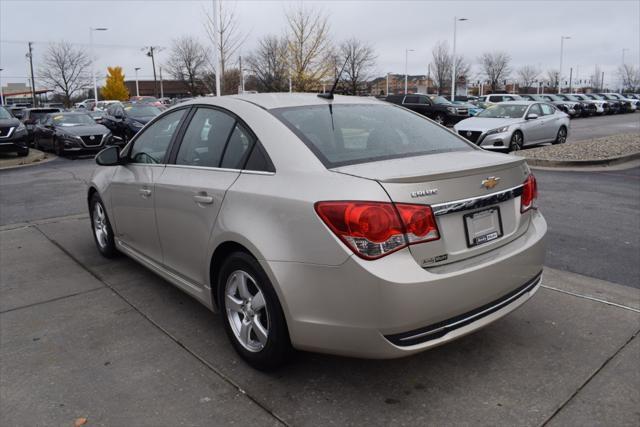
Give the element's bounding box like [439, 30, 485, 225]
[521, 174, 538, 213]
[315, 201, 439, 260]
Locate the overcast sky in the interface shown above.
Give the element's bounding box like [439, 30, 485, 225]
[1, 0, 639, 89]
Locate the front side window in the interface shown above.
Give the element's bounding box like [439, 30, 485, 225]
[528, 104, 543, 116]
[272, 103, 472, 168]
[129, 109, 186, 164]
[175, 108, 236, 168]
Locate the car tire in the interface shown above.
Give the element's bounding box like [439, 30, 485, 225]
[90, 193, 118, 258]
[433, 113, 446, 126]
[508, 131, 523, 152]
[553, 126, 567, 145]
[17, 147, 29, 157]
[54, 138, 64, 157]
[218, 251, 291, 371]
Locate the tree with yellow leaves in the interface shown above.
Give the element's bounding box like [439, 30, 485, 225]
[100, 66, 129, 101]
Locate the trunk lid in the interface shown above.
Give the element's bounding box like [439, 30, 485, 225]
[332, 151, 531, 267]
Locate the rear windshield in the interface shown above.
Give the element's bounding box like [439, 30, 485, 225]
[271, 104, 472, 168]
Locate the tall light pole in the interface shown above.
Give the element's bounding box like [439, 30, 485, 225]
[386, 72, 390, 95]
[558, 35, 571, 94]
[451, 17, 468, 101]
[90, 27, 108, 104]
[212, 0, 221, 96]
[404, 49, 414, 94]
[134, 67, 141, 96]
[0, 68, 4, 106]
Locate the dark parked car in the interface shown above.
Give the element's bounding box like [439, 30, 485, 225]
[0, 106, 30, 156]
[385, 94, 469, 125]
[102, 103, 162, 142]
[7, 106, 26, 120]
[520, 94, 578, 117]
[21, 107, 62, 142]
[555, 94, 596, 116]
[33, 112, 112, 156]
[598, 93, 635, 113]
[584, 94, 620, 114]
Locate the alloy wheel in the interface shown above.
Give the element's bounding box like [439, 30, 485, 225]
[557, 128, 567, 144]
[93, 202, 109, 249]
[510, 132, 523, 151]
[225, 270, 270, 353]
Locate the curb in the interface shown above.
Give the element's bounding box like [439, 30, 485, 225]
[518, 151, 640, 168]
[0, 150, 57, 170]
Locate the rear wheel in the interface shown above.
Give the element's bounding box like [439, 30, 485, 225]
[218, 251, 291, 371]
[553, 126, 567, 145]
[433, 113, 446, 126]
[509, 131, 523, 152]
[17, 147, 29, 157]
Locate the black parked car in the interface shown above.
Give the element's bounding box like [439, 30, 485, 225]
[555, 94, 595, 116]
[584, 94, 620, 114]
[598, 93, 634, 113]
[0, 106, 30, 156]
[21, 107, 62, 142]
[102, 103, 162, 142]
[385, 94, 469, 125]
[7, 106, 26, 120]
[33, 112, 112, 156]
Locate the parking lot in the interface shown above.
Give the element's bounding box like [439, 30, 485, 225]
[1, 110, 639, 425]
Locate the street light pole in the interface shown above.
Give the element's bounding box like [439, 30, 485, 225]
[558, 35, 571, 94]
[90, 27, 108, 104]
[451, 17, 468, 102]
[386, 72, 390, 95]
[134, 67, 141, 96]
[404, 49, 414, 94]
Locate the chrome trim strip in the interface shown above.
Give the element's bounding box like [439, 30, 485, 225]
[0, 127, 16, 139]
[163, 164, 275, 175]
[431, 184, 524, 216]
[397, 274, 541, 343]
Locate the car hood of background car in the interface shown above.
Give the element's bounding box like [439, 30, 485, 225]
[0, 118, 21, 128]
[55, 124, 109, 136]
[129, 116, 155, 124]
[454, 117, 523, 132]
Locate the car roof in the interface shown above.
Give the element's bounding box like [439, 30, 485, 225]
[497, 100, 536, 105]
[225, 92, 383, 110]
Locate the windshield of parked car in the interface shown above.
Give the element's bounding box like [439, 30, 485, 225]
[0, 107, 12, 119]
[125, 106, 162, 118]
[543, 95, 562, 101]
[587, 94, 605, 100]
[52, 114, 96, 126]
[476, 104, 528, 119]
[428, 96, 451, 105]
[30, 109, 61, 122]
[272, 104, 473, 168]
[562, 95, 581, 101]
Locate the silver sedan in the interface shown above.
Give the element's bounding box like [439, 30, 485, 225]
[88, 94, 546, 370]
[454, 101, 570, 152]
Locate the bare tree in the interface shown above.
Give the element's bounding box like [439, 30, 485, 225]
[517, 65, 540, 92]
[204, 0, 247, 94]
[546, 69, 560, 90]
[246, 35, 290, 92]
[454, 56, 471, 84]
[590, 65, 603, 91]
[38, 41, 91, 107]
[286, 4, 333, 91]
[479, 51, 511, 92]
[430, 41, 451, 94]
[165, 36, 209, 96]
[339, 37, 377, 95]
[618, 64, 640, 92]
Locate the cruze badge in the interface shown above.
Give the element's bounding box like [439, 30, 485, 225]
[481, 176, 500, 189]
[411, 188, 438, 198]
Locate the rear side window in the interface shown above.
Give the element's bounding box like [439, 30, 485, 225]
[271, 104, 472, 168]
[176, 108, 236, 168]
[220, 123, 254, 169]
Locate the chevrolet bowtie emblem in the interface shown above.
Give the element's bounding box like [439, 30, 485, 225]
[481, 176, 500, 189]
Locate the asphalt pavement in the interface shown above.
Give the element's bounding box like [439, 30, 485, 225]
[568, 112, 640, 142]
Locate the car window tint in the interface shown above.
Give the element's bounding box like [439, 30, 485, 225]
[418, 96, 429, 104]
[129, 109, 186, 164]
[529, 104, 543, 116]
[220, 123, 255, 169]
[176, 108, 235, 168]
[244, 143, 274, 172]
[540, 104, 555, 115]
[404, 96, 419, 104]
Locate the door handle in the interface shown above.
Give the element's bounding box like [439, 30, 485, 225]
[139, 188, 152, 198]
[193, 194, 214, 204]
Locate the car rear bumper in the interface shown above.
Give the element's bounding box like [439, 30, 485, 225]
[265, 209, 546, 358]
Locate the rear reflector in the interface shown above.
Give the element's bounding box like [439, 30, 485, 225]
[315, 201, 439, 260]
[521, 174, 538, 213]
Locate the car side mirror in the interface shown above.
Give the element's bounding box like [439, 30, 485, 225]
[95, 146, 123, 166]
[526, 113, 539, 120]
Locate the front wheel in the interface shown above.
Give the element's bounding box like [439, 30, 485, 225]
[433, 113, 446, 125]
[17, 147, 29, 157]
[218, 252, 291, 371]
[509, 131, 523, 152]
[54, 138, 64, 157]
[553, 126, 567, 145]
[90, 194, 118, 258]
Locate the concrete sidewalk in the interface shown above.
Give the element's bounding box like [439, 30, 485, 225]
[1, 216, 639, 426]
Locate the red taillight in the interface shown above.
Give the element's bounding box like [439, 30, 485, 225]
[521, 174, 538, 213]
[315, 201, 439, 260]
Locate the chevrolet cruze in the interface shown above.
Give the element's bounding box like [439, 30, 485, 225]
[88, 93, 546, 370]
